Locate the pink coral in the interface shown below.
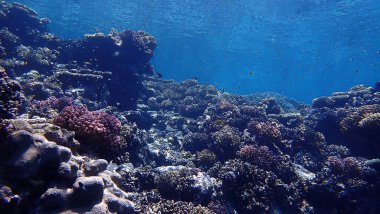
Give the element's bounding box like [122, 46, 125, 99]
[247, 120, 281, 143]
[54, 105, 122, 151]
[33, 96, 74, 111]
[327, 156, 362, 176]
[238, 145, 276, 168]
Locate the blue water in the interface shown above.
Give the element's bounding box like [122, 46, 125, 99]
[10, 0, 380, 103]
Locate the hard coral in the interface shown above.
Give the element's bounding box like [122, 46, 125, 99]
[216, 100, 237, 114]
[182, 132, 209, 152]
[196, 149, 217, 168]
[327, 156, 363, 177]
[238, 145, 276, 169]
[143, 199, 214, 214]
[261, 98, 282, 114]
[29, 96, 74, 118]
[54, 105, 122, 151]
[0, 66, 25, 121]
[339, 104, 380, 156]
[247, 120, 281, 144]
[211, 125, 242, 159]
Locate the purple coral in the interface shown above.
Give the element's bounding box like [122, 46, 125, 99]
[54, 105, 122, 151]
[247, 120, 282, 144]
[327, 156, 362, 176]
[211, 125, 242, 159]
[32, 96, 74, 111]
[238, 145, 276, 168]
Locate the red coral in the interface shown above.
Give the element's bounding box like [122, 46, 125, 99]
[54, 105, 122, 151]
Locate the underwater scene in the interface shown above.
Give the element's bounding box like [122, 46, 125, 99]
[0, 0, 380, 213]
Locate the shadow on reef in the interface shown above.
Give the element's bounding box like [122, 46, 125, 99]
[1, 2, 380, 214]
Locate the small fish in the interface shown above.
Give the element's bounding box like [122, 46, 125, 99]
[116, 102, 122, 108]
[248, 71, 254, 76]
[156, 72, 163, 78]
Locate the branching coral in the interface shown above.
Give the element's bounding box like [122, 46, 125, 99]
[238, 145, 276, 169]
[247, 120, 282, 144]
[54, 105, 122, 151]
[0, 66, 25, 121]
[211, 125, 242, 159]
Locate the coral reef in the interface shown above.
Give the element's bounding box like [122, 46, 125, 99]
[0, 119, 135, 214]
[0, 2, 379, 214]
[308, 84, 380, 157]
[0, 66, 24, 122]
[54, 105, 122, 152]
[1, 2, 157, 109]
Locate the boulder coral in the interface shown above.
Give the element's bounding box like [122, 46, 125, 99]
[0, 119, 135, 213]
